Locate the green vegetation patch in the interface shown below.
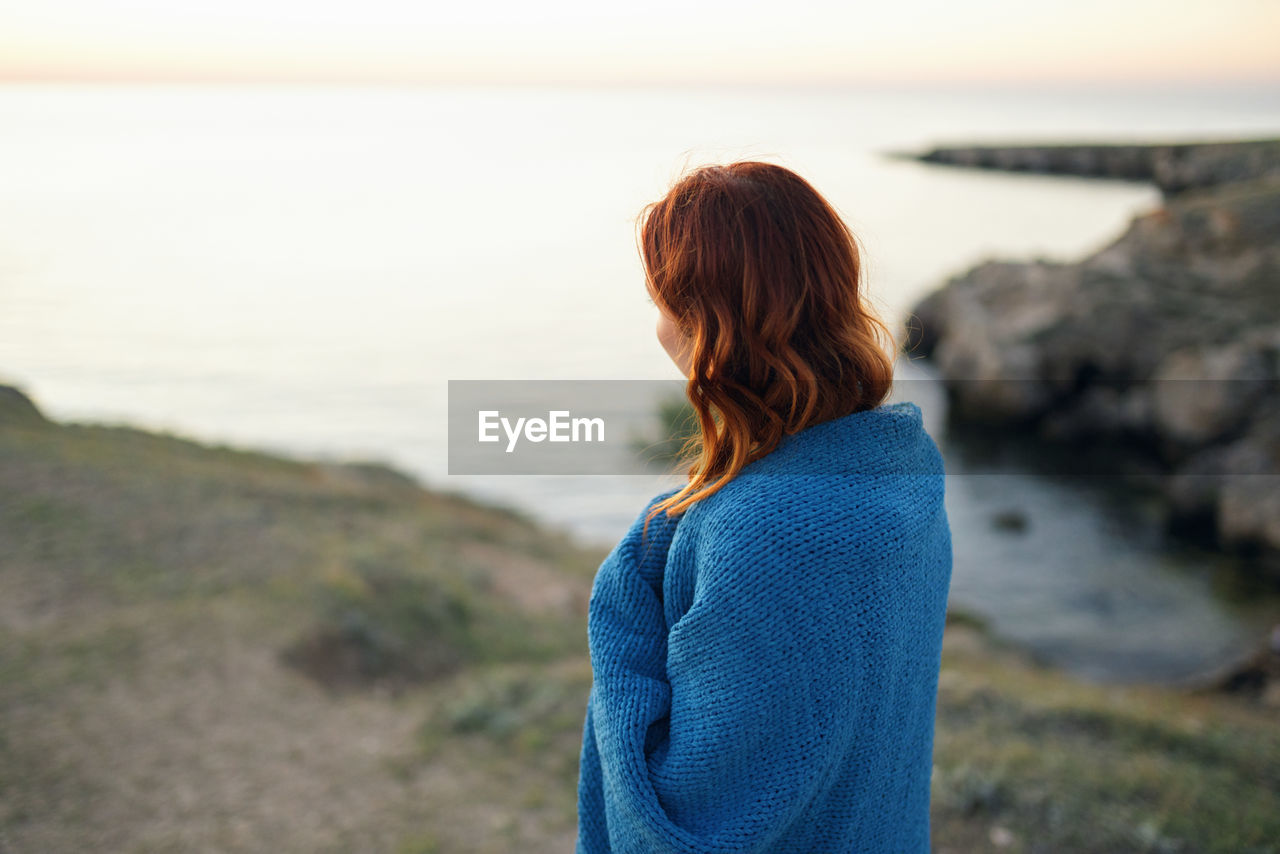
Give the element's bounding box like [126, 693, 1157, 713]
[932, 631, 1280, 854]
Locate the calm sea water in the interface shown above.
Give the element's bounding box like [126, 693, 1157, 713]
[2, 83, 1278, 682]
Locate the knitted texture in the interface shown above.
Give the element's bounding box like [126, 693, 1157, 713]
[575, 400, 952, 853]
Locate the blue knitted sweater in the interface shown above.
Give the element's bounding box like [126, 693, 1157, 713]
[575, 400, 952, 853]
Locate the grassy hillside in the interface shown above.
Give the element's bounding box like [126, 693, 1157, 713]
[0, 387, 1276, 853]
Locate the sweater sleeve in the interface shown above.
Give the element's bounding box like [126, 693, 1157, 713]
[585, 497, 864, 854]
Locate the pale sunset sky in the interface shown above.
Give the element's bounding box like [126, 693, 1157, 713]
[0, 0, 1277, 86]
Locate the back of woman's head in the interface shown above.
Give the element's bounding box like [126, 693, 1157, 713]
[641, 160, 895, 521]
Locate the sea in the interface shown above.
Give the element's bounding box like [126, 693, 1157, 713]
[2, 81, 1278, 683]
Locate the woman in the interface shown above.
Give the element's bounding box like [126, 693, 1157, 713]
[576, 161, 952, 853]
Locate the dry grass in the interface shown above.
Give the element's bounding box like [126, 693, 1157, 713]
[1, 394, 1276, 853]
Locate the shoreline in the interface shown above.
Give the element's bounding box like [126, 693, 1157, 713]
[898, 137, 1280, 195]
[3, 379, 1275, 687]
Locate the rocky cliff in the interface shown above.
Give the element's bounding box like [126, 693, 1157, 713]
[905, 140, 1280, 571]
[914, 138, 1280, 196]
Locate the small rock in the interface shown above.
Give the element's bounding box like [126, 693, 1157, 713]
[989, 825, 1016, 848]
[991, 509, 1029, 533]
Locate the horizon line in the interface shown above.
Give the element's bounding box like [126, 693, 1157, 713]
[3, 71, 1280, 93]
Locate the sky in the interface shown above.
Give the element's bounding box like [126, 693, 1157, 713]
[0, 0, 1278, 87]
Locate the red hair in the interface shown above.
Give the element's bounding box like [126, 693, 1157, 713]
[640, 161, 895, 526]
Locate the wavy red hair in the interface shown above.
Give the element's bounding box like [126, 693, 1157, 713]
[641, 161, 895, 527]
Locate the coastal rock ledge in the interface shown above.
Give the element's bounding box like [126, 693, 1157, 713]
[905, 139, 1280, 572]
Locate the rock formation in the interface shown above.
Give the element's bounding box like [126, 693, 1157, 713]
[905, 140, 1280, 572]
